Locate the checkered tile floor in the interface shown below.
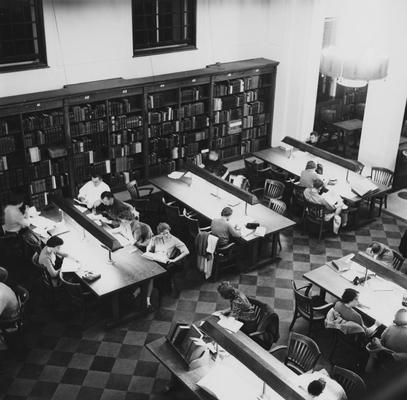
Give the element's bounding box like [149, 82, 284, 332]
[1, 212, 406, 400]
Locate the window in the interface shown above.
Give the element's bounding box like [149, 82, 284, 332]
[0, 0, 47, 72]
[132, 0, 196, 56]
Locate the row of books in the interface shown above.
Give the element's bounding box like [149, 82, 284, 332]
[0, 167, 26, 186]
[213, 76, 260, 97]
[73, 150, 101, 167]
[74, 160, 111, 182]
[72, 138, 93, 154]
[242, 113, 267, 128]
[0, 120, 12, 137]
[0, 136, 16, 155]
[213, 109, 243, 124]
[71, 120, 107, 136]
[180, 116, 210, 132]
[241, 137, 268, 155]
[31, 192, 49, 210]
[107, 99, 132, 115]
[70, 104, 106, 122]
[243, 100, 264, 115]
[114, 156, 139, 173]
[24, 129, 64, 147]
[111, 128, 143, 144]
[147, 94, 177, 110]
[108, 170, 143, 188]
[148, 121, 179, 138]
[148, 160, 176, 177]
[109, 143, 142, 158]
[211, 134, 240, 149]
[245, 90, 259, 103]
[181, 87, 206, 103]
[29, 174, 69, 195]
[148, 107, 176, 124]
[241, 125, 267, 140]
[23, 112, 64, 131]
[178, 102, 205, 118]
[218, 145, 240, 159]
[110, 115, 143, 131]
[213, 94, 244, 111]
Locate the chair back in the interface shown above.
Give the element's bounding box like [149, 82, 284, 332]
[264, 179, 285, 201]
[392, 250, 405, 271]
[126, 180, 141, 201]
[354, 161, 364, 175]
[370, 167, 394, 186]
[32, 252, 53, 288]
[0, 285, 29, 330]
[244, 159, 263, 174]
[0, 266, 8, 282]
[285, 332, 321, 374]
[268, 199, 287, 215]
[292, 281, 313, 320]
[292, 184, 306, 206]
[305, 200, 327, 221]
[60, 272, 86, 309]
[332, 365, 366, 400]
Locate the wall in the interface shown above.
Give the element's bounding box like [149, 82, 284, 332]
[0, 0, 273, 96]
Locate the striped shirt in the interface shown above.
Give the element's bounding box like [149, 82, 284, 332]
[230, 292, 256, 322]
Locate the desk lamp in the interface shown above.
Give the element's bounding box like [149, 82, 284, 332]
[101, 244, 114, 264]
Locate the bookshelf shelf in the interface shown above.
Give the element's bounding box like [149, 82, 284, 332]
[0, 58, 277, 209]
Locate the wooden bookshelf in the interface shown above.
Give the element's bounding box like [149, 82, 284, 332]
[0, 58, 278, 210]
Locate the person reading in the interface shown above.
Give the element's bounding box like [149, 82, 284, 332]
[299, 161, 324, 188]
[210, 207, 241, 246]
[3, 193, 30, 234]
[78, 173, 110, 209]
[204, 150, 229, 179]
[365, 241, 393, 265]
[38, 236, 78, 287]
[96, 191, 138, 227]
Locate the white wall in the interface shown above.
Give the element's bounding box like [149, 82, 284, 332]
[0, 0, 273, 96]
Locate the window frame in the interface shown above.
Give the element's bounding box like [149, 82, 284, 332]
[0, 0, 48, 73]
[132, 0, 197, 57]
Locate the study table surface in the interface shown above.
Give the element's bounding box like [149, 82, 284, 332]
[150, 173, 295, 241]
[254, 147, 390, 205]
[303, 254, 407, 327]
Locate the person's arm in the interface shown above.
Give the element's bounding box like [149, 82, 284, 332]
[55, 250, 78, 263]
[78, 183, 87, 202]
[228, 223, 241, 238]
[170, 238, 190, 263]
[41, 256, 59, 279]
[146, 237, 155, 253]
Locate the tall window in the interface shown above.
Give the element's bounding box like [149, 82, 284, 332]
[132, 0, 196, 56]
[0, 0, 47, 72]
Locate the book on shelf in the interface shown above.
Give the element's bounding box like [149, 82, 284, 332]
[0, 156, 8, 171]
[28, 146, 41, 163]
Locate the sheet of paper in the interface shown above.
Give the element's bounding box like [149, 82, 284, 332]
[30, 215, 56, 230]
[142, 251, 168, 264]
[32, 227, 50, 238]
[74, 205, 88, 213]
[61, 260, 79, 273]
[168, 171, 184, 179]
[217, 316, 243, 333]
[254, 226, 266, 237]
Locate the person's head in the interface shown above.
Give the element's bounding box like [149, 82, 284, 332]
[341, 288, 359, 307]
[307, 379, 326, 397]
[209, 150, 219, 161]
[312, 178, 324, 191]
[369, 242, 382, 255]
[305, 161, 317, 171]
[309, 131, 319, 144]
[394, 309, 407, 327]
[118, 209, 135, 223]
[221, 207, 233, 221]
[91, 173, 102, 186]
[101, 191, 114, 206]
[8, 192, 24, 207]
[157, 222, 171, 238]
[217, 281, 238, 300]
[46, 236, 64, 253]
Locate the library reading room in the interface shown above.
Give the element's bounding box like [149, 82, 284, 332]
[1, 1, 407, 399]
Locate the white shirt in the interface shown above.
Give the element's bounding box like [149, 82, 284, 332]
[78, 181, 110, 209]
[297, 370, 347, 400]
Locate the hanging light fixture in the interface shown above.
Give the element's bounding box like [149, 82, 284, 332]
[320, 45, 389, 88]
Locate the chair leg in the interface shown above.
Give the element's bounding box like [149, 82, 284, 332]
[289, 311, 298, 331]
[277, 234, 282, 253]
[378, 198, 383, 216]
[318, 222, 323, 241]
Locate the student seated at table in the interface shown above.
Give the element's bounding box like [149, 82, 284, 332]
[146, 223, 190, 297]
[368, 309, 407, 363]
[217, 281, 257, 334]
[297, 369, 347, 400]
[304, 178, 348, 234]
[299, 161, 324, 188]
[78, 173, 110, 209]
[365, 241, 393, 265]
[3, 193, 30, 234]
[326, 288, 380, 337]
[204, 150, 229, 179]
[0, 269, 19, 322]
[38, 236, 78, 287]
[110, 209, 153, 250]
[210, 207, 241, 247]
[96, 191, 138, 227]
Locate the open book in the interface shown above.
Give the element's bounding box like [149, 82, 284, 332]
[142, 251, 169, 264]
[351, 180, 379, 197]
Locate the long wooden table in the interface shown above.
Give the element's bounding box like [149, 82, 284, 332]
[146, 316, 308, 400]
[47, 198, 166, 325]
[304, 252, 407, 327]
[150, 173, 296, 266]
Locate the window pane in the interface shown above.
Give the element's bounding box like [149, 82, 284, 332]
[1, 41, 15, 58]
[134, 30, 156, 48]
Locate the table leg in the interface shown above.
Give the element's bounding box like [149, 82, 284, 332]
[111, 293, 120, 321]
[270, 233, 278, 259]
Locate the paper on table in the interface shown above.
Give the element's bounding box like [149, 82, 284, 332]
[254, 226, 266, 237]
[217, 316, 243, 333]
[32, 227, 50, 238]
[30, 215, 56, 230]
[168, 171, 184, 179]
[341, 269, 366, 282]
[142, 251, 169, 264]
[74, 205, 87, 213]
[61, 260, 79, 273]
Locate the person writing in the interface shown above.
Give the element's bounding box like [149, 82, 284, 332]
[38, 236, 78, 287]
[96, 191, 138, 227]
[3, 194, 30, 234]
[304, 178, 348, 234]
[365, 241, 393, 265]
[210, 207, 241, 247]
[78, 173, 110, 209]
[299, 161, 323, 188]
[217, 281, 256, 334]
[204, 150, 229, 179]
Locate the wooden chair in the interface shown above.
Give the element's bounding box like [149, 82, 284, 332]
[211, 242, 239, 282]
[247, 297, 280, 351]
[244, 158, 270, 190]
[303, 200, 332, 240]
[161, 197, 183, 237]
[290, 184, 306, 219]
[179, 211, 210, 248]
[269, 332, 321, 375]
[0, 285, 30, 335]
[126, 179, 155, 214]
[368, 167, 394, 215]
[332, 365, 366, 400]
[289, 281, 332, 334]
[392, 249, 405, 271]
[268, 199, 287, 252]
[252, 179, 285, 204]
[31, 252, 57, 306]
